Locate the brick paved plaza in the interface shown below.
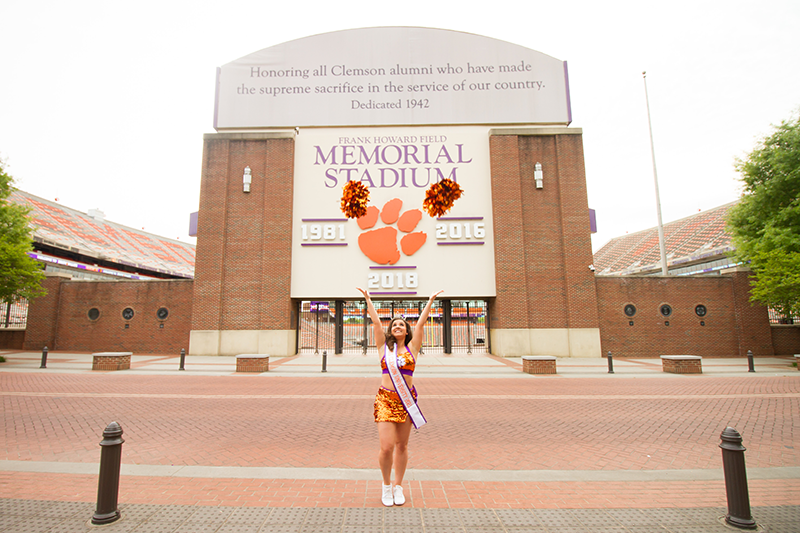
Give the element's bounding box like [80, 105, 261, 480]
[1, 351, 798, 531]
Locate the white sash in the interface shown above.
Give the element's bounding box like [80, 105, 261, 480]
[385, 344, 427, 429]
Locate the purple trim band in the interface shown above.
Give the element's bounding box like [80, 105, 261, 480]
[371, 291, 418, 295]
[382, 369, 414, 376]
[302, 218, 348, 222]
[369, 265, 417, 269]
[437, 241, 484, 245]
[213, 67, 221, 131]
[301, 243, 348, 246]
[29, 252, 155, 280]
[437, 216, 484, 220]
[564, 61, 573, 125]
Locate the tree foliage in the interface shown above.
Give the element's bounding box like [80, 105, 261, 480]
[728, 111, 800, 317]
[0, 159, 45, 304]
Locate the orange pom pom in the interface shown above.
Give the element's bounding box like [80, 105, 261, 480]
[340, 180, 370, 219]
[422, 178, 464, 218]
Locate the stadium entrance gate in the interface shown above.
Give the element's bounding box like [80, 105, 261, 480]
[298, 300, 489, 355]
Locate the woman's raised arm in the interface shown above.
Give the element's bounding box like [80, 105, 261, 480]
[356, 287, 386, 350]
[410, 290, 444, 354]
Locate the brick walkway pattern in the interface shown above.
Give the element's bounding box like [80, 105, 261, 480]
[2, 371, 798, 510]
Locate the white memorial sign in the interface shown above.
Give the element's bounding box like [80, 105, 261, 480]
[290, 126, 496, 298]
[215, 27, 571, 129]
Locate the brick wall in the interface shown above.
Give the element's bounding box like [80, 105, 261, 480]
[488, 129, 598, 332]
[191, 133, 297, 334]
[24, 278, 193, 354]
[487, 134, 527, 330]
[0, 330, 25, 350]
[596, 273, 775, 357]
[771, 327, 800, 355]
[728, 268, 774, 356]
[597, 276, 737, 357]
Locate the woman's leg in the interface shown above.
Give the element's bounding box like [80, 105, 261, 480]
[377, 422, 397, 485]
[392, 419, 413, 486]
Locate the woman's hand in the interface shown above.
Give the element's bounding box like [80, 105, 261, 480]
[429, 289, 444, 301]
[356, 287, 370, 299]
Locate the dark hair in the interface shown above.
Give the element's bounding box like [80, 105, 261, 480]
[384, 316, 413, 351]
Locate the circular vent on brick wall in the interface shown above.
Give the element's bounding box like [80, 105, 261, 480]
[695, 304, 707, 317]
[157, 307, 169, 320]
[122, 307, 135, 320]
[88, 308, 100, 321]
[624, 304, 637, 317]
[660, 304, 673, 317]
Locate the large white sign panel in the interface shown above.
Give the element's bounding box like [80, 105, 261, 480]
[216, 27, 571, 129]
[291, 126, 496, 299]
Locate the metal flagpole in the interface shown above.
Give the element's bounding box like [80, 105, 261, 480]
[643, 71, 669, 276]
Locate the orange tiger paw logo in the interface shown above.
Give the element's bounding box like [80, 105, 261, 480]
[357, 198, 426, 265]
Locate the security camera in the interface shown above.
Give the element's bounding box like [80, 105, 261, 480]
[588, 264, 596, 272]
[295, 127, 300, 135]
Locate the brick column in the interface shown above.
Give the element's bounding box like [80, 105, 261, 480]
[488, 128, 600, 357]
[23, 274, 69, 351]
[190, 132, 297, 355]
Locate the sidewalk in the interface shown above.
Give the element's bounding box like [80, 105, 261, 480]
[2, 349, 797, 378]
[1, 350, 798, 532]
[1, 498, 798, 532]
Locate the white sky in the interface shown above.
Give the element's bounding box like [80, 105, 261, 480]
[1, 1, 797, 252]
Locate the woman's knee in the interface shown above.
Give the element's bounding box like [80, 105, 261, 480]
[379, 441, 395, 455]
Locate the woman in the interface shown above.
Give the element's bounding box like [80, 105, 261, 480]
[356, 287, 443, 507]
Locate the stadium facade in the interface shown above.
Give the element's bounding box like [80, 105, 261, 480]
[4, 28, 798, 358]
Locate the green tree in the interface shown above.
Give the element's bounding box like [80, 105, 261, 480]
[0, 158, 45, 304]
[728, 111, 800, 318]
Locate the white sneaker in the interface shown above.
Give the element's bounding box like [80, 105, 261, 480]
[393, 485, 405, 506]
[381, 484, 394, 507]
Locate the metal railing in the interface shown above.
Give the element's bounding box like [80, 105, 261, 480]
[768, 308, 799, 325]
[0, 299, 28, 329]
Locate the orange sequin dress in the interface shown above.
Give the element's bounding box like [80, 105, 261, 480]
[374, 346, 417, 423]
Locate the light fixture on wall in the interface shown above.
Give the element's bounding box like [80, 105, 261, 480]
[243, 166, 252, 193]
[534, 162, 543, 189]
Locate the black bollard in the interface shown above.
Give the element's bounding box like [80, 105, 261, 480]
[39, 346, 48, 369]
[179, 348, 186, 371]
[747, 350, 755, 373]
[322, 350, 327, 373]
[92, 422, 125, 525]
[719, 427, 757, 530]
[607, 351, 614, 374]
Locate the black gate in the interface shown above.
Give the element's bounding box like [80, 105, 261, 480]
[298, 299, 488, 355]
[449, 300, 488, 354]
[298, 301, 335, 353]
